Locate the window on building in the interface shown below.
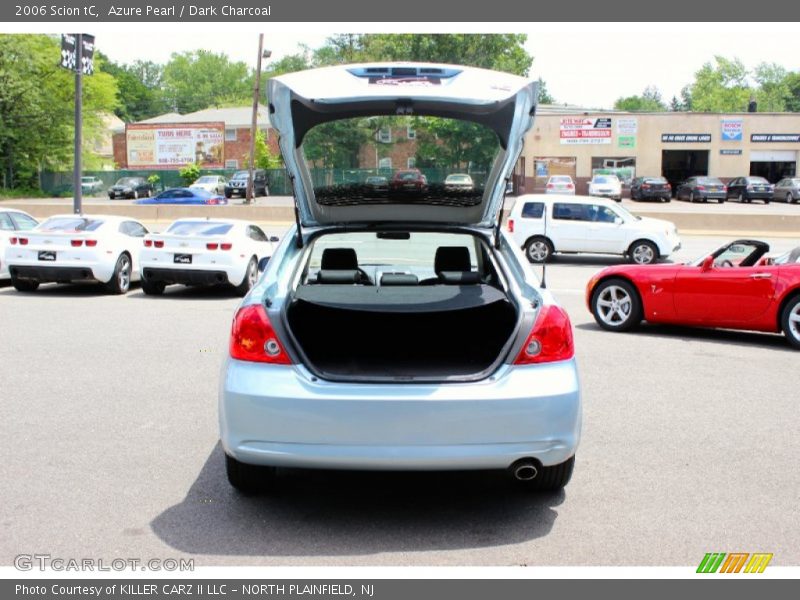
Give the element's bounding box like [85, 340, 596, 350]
[225, 159, 238, 169]
[378, 157, 392, 169]
[378, 128, 392, 144]
[407, 157, 416, 169]
[225, 129, 237, 141]
[591, 156, 636, 186]
[407, 126, 416, 140]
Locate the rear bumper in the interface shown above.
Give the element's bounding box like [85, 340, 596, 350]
[219, 359, 582, 470]
[142, 267, 231, 286]
[9, 265, 97, 282]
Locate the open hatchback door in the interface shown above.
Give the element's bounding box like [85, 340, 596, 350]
[268, 63, 539, 233]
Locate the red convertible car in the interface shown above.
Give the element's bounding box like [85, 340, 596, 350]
[586, 239, 800, 348]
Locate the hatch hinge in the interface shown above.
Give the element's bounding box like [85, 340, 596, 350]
[288, 174, 304, 248]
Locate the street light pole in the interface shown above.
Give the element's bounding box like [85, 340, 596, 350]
[73, 33, 83, 215]
[246, 35, 270, 204]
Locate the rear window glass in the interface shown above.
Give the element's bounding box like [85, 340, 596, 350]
[166, 221, 234, 236]
[592, 176, 616, 184]
[747, 177, 769, 184]
[698, 177, 723, 184]
[644, 177, 667, 184]
[302, 116, 499, 208]
[115, 178, 139, 186]
[550, 176, 572, 183]
[39, 217, 105, 232]
[521, 202, 544, 218]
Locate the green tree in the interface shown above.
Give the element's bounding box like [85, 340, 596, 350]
[614, 86, 667, 111]
[99, 54, 166, 121]
[753, 62, 790, 112]
[689, 56, 751, 112]
[178, 163, 200, 186]
[162, 50, 251, 113]
[537, 78, 555, 104]
[784, 72, 800, 112]
[249, 129, 282, 170]
[0, 34, 118, 189]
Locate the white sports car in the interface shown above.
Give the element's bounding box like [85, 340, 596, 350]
[1, 209, 39, 280]
[3, 214, 147, 294]
[138, 218, 278, 296]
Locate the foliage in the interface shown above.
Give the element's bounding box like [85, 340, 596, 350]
[753, 62, 790, 112]
[688, 56, 751, 112]
[537, 78, 555, 104]
[614, 86, 667, 111]
[249, 129, 283, 170]
[413, 117, 497, 170]
[178, 163, 200, 186]
[161, 50, 251, 113]
[98, 53, 166, 121]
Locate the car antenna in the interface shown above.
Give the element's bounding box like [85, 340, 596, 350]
[540, 200, 548, 289]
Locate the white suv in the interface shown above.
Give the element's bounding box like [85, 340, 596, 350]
[507, 194, 681, 264]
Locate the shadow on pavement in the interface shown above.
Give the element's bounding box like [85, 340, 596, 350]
[151, 443, 565, 558]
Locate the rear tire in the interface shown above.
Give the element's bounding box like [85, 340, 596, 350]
[234, 257, 258, 296]
[525, 236, 554, 263]
[629, 240, 658, 265]
[781, 295, 800, 350]
[225, 454, 276, 494]
[689, 192, 695, 203]
[11, 276, 39, 292]
[141, 279, 166, 296]
[105, 253, 131, 295]
[591, 278, 643, 332]
[517, 456, 575, 492]
[787, 193, 793, 204]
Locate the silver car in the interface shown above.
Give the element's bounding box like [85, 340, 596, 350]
[774, 177, 800, 203]
[545, 175, 576, 194]
[219, 63, 582, 493]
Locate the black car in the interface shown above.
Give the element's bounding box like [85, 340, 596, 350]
[108, 177, 154, 200]
[675, 176, 727, 203]
[630, 176, 671, 202]
[725, 176, 773, 204]
[224, 170, 269, 198]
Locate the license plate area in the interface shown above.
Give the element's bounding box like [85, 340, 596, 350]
[174, 254, 192, 264]
[38, 251, 56, 261]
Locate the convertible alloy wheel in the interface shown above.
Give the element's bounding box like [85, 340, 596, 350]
[782, 297, 800, 349]
[595, 284, 634, 327]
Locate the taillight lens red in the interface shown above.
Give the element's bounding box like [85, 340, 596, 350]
[514, 305, 575, 365]
[230, 304, 292, 364]
[10, 237, 17, 245]
[643, 184, 651, 189]
[154, 240, 164, 248]
[71, 239, 83, 247]
[507, 218, 514, 233]
[206, 242, 219, 250]
[566, 183, 574, 189]
[143, 239, 153, 247]
[697, 186, 706, 191]
[18, 238, 28, 245]
[666, 183, 672, 189]
[220, 242, 232, 251]
[546, 183, 554, 189]
[85, 239, 97, 247]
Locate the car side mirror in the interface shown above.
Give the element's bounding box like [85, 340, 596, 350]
[258, 257, 270, 273]
[614, 217, 623, 225]
[269, 236, 280, 243]
[701, 256, 714, 272]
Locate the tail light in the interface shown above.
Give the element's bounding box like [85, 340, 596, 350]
[230, 304, 292, 364]
[206, 242, 219, 250]
[697, 185, 706, 191]
[220, 243, 233, 251]
[507, 218, 515, 233]
[18, 238, 28, 245]
[747, 185, 754, 191]
[722, 186, 727, 192]
[154, 240, 164, 248]
[10, 237, 17, 245]
[514, 305, 575, 365]
[566, 183, 574, 189]
[85, 240, 97, 247]
[143, 239, 153, 247]
[643, 184, 650, 189]
[666, 183, 672, 189]
[546, 183, 554, 189]
[71, 239, 83, 247]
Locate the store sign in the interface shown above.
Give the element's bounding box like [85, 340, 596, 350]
[560, 117, 612, 145]
[126, 122, 225, 169]
[661, 133, 712, 143]
[720, 149, 742, 155]
[751, 134, 800, 143]
[721, 119, 743, 142]
[618, 136, 636, 149]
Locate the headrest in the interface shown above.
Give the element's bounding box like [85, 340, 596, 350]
[321, 247, 359, 270]
[316, 270, 361, 284]
[438, 271, 481, 285]
[434, 246, 471, 273]
[380, 273, 419, 286]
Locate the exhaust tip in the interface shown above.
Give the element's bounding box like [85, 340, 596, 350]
[509, 458, 540, 482]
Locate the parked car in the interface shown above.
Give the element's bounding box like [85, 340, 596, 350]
[3, 214, 147, 294]
[507, 194, 681, 265]
[544, 175, 575, 194]
[81, 176, 104, 195]
[190, 175, 227, 195]
[773, 177, 800, 203]
[219, 63, 581, 494]
[586, 239, 800, 349]
[444, 173, 475, 191]
[0, 209, 39, 280]
[225, 170, 268, 198]
[108, 177, 154, 200]
[389, 169, 428, 195]
[725, 176, 773, 204]
[364, 175, 389, 196]
[630, 177, 671, 202]
[139, 218, 278, 296]
[587, 174, 622, 201]
[675, 176, 727, 203]
[134, 187, 227, 205]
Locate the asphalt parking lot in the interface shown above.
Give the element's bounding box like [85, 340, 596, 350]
[0, 233, 798, 567]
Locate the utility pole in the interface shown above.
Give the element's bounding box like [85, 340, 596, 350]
[246, 35, 271, 204]
[73, 33, 83, 215]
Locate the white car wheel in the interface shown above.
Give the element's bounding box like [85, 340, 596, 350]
[630, 241, 657, 265]
[525, 237, 553, 263]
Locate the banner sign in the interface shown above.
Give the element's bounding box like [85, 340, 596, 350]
[560, 117, 612, 145]
[126, 122, 225, 169]
[661, 133, 711, 143]
[751, 133, 800, 143]
[60, 34, 95, 74]
[720, 149, 742, 155]
[721, 118, 743, 141]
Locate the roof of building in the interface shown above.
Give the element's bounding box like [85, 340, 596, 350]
[121, 105, 271, 130]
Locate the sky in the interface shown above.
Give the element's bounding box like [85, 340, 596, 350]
[86, 23, 799, 110]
